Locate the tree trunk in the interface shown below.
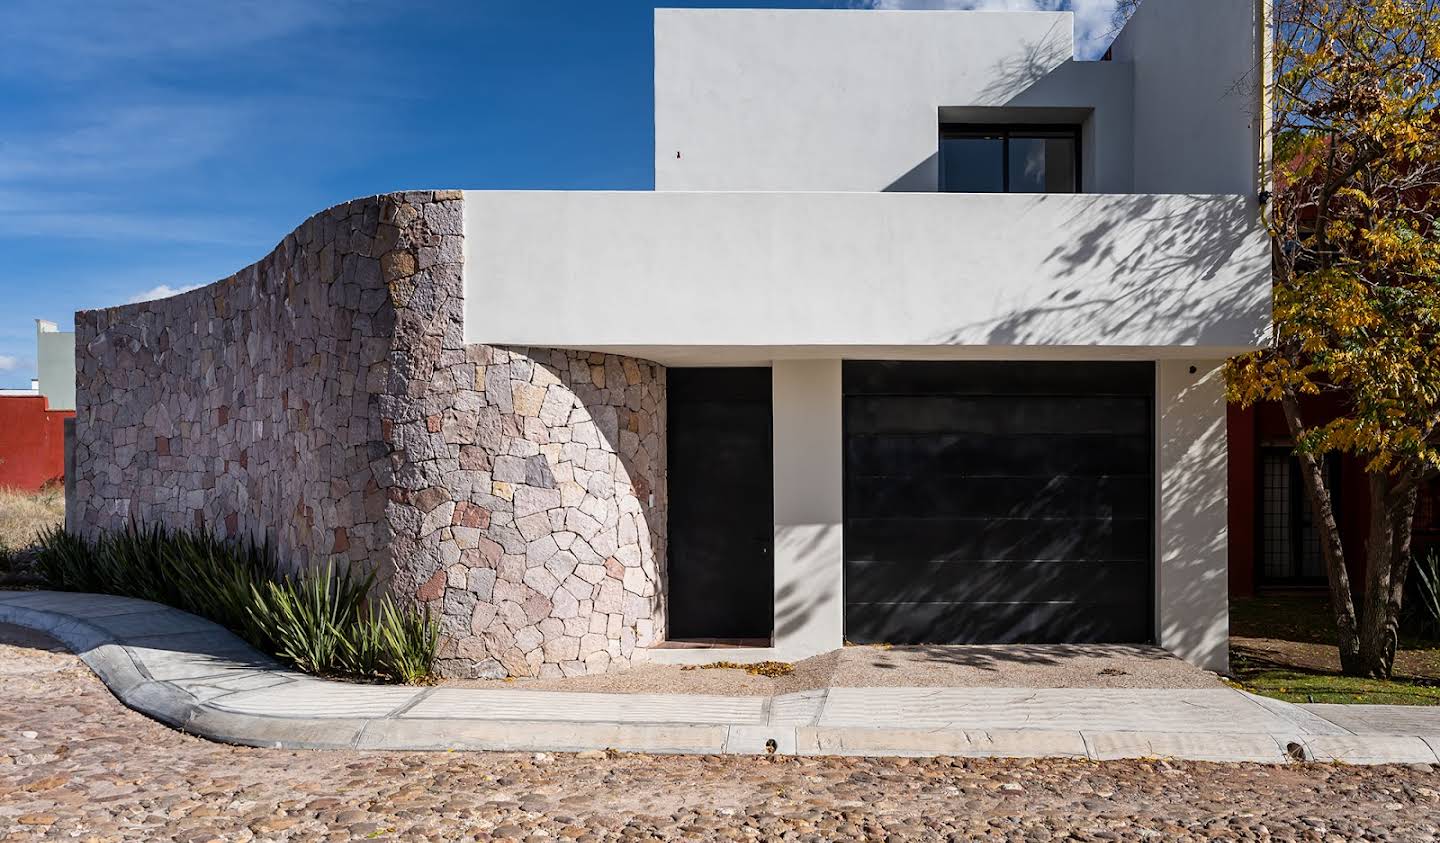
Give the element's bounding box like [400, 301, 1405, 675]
[1356, 472, 1418, 678]
[1280, 393, 1364, 672]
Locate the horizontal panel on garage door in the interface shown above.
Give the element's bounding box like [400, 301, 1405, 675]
[846, 559, 1150, 605]
[844, 599, 1152, 645]
[843, 361, 1154, 646]
[847, 474, 1151, 519]
[847, 432, 1151, 477]
[845, 516, 1150, 564]
[847, 396, 1151, 436]
[844, 360, 1155, 396]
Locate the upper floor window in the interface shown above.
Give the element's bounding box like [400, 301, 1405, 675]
[940, 125, 1079, 193]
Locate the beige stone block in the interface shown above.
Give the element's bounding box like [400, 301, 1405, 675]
[595, 579, 624, 614]
[622, 566, 651, 596]
[380, 250, 416, 281]
[532, 363, 562, 389]
[560, 480, 586, 508]
[542, 635, 580, 663]
[451, 526, 481, 549]
[515, 512, 552, 542]
[469, 602, 498, 636]
[622, 358, 642, 386]
[514, 625, 543, 654]
[579, 632, 607, 658]
[512, 381, 546, 417]
[575, 563, 607, 585]
[636, 618, 657, 647]
[584, 649, 612, 675]
[552, 586, 580, 619]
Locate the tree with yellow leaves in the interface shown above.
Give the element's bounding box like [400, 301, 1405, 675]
[1227, 0, 1440, 677]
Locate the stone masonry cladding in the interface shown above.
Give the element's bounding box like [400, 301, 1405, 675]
[70, 191, 667, 678]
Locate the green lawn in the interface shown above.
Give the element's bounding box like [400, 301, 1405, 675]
[1229, 595, 1440, 705]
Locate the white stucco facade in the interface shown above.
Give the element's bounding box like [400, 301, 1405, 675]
[464, 190, 1268, 358]
[460, 0, 1268, 673]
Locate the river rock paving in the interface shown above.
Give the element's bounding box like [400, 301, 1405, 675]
[2, 625, 1438, 842]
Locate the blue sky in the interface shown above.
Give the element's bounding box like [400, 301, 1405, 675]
[0, 0, 1121, 386]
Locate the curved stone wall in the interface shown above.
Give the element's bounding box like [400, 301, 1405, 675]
[72, 191, 464, 569]
[71, 190, 667, 678]
[402, 346, 666, 679]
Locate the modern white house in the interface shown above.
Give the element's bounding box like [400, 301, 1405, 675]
[72, 0, 1270, 679]
[465, 0, 1270, 673]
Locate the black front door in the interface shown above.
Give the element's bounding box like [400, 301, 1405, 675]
[844, 361, 1154, 645]
[667, 368, 774, 641]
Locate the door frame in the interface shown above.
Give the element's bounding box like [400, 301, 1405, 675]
[664, 366, 776, 644]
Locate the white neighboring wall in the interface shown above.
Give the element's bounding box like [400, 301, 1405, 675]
[36, 319, 75, 412]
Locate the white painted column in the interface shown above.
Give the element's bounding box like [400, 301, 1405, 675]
[1156, 360, 1230, 672]
[771, 359, 845, 659]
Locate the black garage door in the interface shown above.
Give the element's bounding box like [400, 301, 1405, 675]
[844, 361, 1153, 645]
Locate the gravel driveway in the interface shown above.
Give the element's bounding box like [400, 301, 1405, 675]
[2, 623, 1438, 840]
[449, 643, 1223, 696]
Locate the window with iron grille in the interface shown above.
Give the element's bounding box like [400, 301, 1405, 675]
[1260, 447, 1339, 585]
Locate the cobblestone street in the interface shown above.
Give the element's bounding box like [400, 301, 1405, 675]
[1, 625, 1438, 842]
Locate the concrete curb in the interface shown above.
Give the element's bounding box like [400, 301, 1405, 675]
[3, 590, 1438, 764]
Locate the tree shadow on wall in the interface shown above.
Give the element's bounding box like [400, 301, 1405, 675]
[518, 350, 669, 641]
[774, 525, 841, 643]
[930, 193, 1269, 349]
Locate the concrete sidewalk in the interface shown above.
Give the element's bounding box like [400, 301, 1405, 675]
[4, 589, 1439, 764]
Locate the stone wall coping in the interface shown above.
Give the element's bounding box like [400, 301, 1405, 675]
[74, 190, 464, 321]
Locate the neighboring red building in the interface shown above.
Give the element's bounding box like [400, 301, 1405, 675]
[1229, 398, 1440, 597]
[0, 319, 76, 492]
[0, 393, 72, 491]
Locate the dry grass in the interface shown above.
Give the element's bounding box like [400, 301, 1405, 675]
[0, 485, 64, 555]
[679, 660, 796, 678]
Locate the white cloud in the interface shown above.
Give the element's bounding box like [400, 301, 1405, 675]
[128, 284, 202, 304]
[858, 0, 1126, 59]
[0, 355, 20, 372]
[0, 0, 354, 81]
[0, 104, 247, 182]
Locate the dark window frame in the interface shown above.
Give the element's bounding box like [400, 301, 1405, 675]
[938, 123, 1083, 193]
[1256, 446, 1341, 587]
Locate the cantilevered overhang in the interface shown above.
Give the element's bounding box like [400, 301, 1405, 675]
[463, 191, 1271, 364]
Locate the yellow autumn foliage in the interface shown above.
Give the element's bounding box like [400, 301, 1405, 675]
[1226, 0, 1440, 478]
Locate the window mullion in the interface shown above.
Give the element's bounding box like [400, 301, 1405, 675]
[1001, 131, 1010, 192]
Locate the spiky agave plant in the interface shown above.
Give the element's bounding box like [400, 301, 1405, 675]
[375, 597, 441, 684]
[1413, 552, 1440, 639]
[250, 562, 374, 676]
[33, 526, 99, 592]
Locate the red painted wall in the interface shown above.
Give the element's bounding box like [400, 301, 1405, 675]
[0, 395, 73, 491]
[1228, 396, 1374, 597]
